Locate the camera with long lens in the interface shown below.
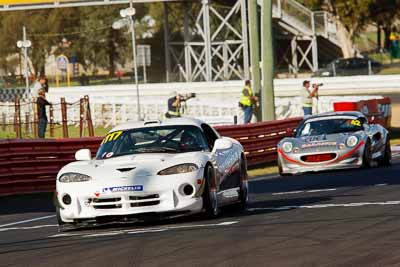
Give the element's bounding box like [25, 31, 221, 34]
[179, 93, 196, 101]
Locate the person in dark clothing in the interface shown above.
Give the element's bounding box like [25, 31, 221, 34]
[37, 89, 51, 138]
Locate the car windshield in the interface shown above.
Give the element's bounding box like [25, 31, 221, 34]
[296, 117, 364, 137]
[96, 125, 210, 159]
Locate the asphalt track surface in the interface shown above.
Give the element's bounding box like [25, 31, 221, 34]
[1, 153, 400, 267]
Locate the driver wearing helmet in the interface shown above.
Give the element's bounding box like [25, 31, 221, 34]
[180, 130, 199, 149]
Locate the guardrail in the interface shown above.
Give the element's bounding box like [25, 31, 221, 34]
[0, 117, 302, 196]
[218, 117, 302, 166]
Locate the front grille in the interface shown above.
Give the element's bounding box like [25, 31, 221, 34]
[92, 197, 122, 209]
[91, 194, 160, 210]
[95, 204, 123, 209]
[130, 194, 160, 207]
[93, 197, 121, 203]
[301, 153, 336, 163]
[129, 194, 159, 201]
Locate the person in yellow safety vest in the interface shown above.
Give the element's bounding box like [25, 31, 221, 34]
[239, 80, 256, 123]
[166, 91, 182, 118]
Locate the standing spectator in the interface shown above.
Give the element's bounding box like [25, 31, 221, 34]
[31, 76, 46, 97]
[165, 91, 182, 118]
[239, 80, 257, 124]
[43, 77, 49, 93]
[116, 70, 124, 83]
[37, 89, 51, 138]
[300, 80, 319, 116]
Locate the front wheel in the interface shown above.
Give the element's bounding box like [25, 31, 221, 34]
[202, 165, 219, 218]
[238, 158, 248, 209]
[379, 139, 392, 167]
[56, 207, 65, 226]
[362, 140, 372, 168]
[278, 157, 291, 176]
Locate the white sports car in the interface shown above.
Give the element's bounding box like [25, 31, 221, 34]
[55, 118, 248, 228]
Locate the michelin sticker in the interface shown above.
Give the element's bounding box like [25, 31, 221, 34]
[102, 185, 143, 193]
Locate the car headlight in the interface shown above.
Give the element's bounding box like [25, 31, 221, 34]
[59, 173, 92, 183]
[346, 136, 359, 147]
[282, 142, 293, 153]
[158, 163, 198, 175]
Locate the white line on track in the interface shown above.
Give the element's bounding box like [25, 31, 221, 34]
[0, 224, 57, 232]
[375, 183, 388, 187]
[0, 215, 56, 228]
[307, 188, 337, 193]
[247, 200, 400, 211]
[49, 221, 239, 238]
[272, 188, 337, 196]
[272, 190, 304, 196]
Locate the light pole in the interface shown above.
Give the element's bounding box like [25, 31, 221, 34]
[118, 4, 142, 121]
[17, 26, 31, 93]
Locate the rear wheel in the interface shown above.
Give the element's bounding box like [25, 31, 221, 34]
[202, 165, 219, 218]
[362, 140, 372, 168]
[379, 139, 392, 167]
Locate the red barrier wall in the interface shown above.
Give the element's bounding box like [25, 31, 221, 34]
[0, 117, 302, 196]
[333, 97, 391, 128]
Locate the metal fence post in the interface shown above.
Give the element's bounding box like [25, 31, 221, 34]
[25, 112, 29, 134]
[32, 97, 38, 138]
[14, 96, 22, 139]
[1, 112, 6, 132]
[61, 98, 69, 138]
[49, 105, 55, 138]
[79, 98, 84, 137]
[84, 95, 94, 137]
[368, 60, 372, 75]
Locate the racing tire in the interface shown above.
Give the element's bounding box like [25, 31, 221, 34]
[238, 157, 249, 210]
[56, 207, 65, 226]
[379, 139, 392, 167]
[362, 139, 372, 168]
[202, 165, 219, 218]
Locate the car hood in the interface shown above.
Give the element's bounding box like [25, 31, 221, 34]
[281, 131, 365, 148]
[58, 152, 208, 179]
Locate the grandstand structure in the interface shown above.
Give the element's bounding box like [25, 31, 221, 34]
[1, 0, 342, 82]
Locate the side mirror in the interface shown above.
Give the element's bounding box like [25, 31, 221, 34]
[213, 138, 233, 152]
[75, 149, 92, 161]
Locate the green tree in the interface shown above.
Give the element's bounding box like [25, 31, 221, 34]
[369, 0, 400, 49]
[303, 0, 375, 57]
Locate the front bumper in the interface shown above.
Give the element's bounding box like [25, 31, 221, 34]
[278, 145, 364, 175]
[56, 171, 204, 223]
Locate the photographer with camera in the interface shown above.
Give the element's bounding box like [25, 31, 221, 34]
[165, 91, 196, 118]
[300, 80, 321, 116]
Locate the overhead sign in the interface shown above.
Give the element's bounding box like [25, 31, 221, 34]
[57, 55, 68, 71]
[137, 45, 151, 67]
